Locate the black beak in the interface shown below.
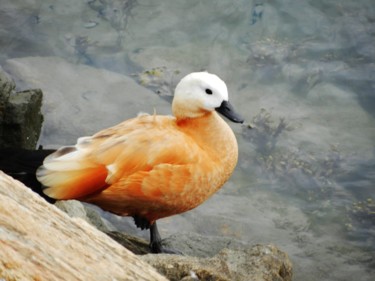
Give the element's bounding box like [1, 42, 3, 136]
[215, 100, 244, 123]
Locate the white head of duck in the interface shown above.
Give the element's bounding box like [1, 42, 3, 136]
[172, 72, 244, 123]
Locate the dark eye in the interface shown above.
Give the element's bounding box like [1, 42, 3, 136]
[205, 88, 213, 95]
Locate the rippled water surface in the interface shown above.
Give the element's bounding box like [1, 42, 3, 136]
[1, 1, 374, 280]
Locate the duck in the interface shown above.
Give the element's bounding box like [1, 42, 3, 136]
[36, 71, 244, 253]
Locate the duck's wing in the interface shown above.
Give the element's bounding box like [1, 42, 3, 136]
[37, 115, 203, 200]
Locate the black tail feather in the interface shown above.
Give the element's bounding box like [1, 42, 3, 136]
[0, 148, 56, 203]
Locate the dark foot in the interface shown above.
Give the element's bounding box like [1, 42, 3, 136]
[133, 216, 183, 254]
[149, 222, 182, 254]
[150, 240, 182, 254]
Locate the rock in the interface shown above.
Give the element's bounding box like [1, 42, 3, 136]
[141, 244, 293, 281]
[0, 67, 14, 133]
[55, 200, 115, 232]
[161, 232, 248, 258]
[0, 171, 167, 281]
[0, 67, 43, 149]
[54, 200, 89, 220]
[84, 204, 117, 232]
[0, 66, 15, 102]
[106, 231, 151, 255]
[2, 89, 43, 149]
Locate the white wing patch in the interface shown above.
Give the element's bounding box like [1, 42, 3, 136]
[105, 164, 118, 184]
[42, 145, 94, 171]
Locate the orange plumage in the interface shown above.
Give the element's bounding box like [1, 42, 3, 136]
[36, 72, 244, 252]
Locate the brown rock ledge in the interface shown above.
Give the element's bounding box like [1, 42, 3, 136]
[0, 171, 167, 281]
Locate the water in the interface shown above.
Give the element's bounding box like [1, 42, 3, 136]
[1, 0, 374, 280]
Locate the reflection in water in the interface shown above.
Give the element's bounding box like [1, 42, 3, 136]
[1, 0, 374, 280]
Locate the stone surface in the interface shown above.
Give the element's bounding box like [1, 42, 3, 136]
[0, 67, 43, 149]
[0, 66, 15, 103]
[141, 244, 293, 281]
[55, 200, 117, 233]
[0, 171, 167, 281]
[106, 231, 151, 255]
[161, 232, 248, 258]
[2, 89, 43, 149]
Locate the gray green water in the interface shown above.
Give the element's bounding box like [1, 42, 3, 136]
[1, 1, 374, 280]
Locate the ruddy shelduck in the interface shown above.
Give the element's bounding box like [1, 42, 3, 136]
[36, 72, 244, 253]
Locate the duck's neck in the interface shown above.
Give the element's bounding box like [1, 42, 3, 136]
[176, 112, 238, 164]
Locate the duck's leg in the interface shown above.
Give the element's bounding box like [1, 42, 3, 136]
[133, 215, 180, 254]
[150, 222, 181, 254]
[149, 222, 163, 253]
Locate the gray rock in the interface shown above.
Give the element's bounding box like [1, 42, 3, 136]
[55, 200, 115, 233]
[0, 67, 43, 149]
[0, 66, 15, 103]
[4, 89, 43, 148]
[141, 244, 293, 281]
[84, 204, 117, 232]
[54, 200, 89, 220]
[106, 231, 151, 255]
[162, 232, 248, 258]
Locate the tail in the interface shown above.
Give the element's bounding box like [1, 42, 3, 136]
[0, 147, 56, 203]
[36, 145, 108, 200]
